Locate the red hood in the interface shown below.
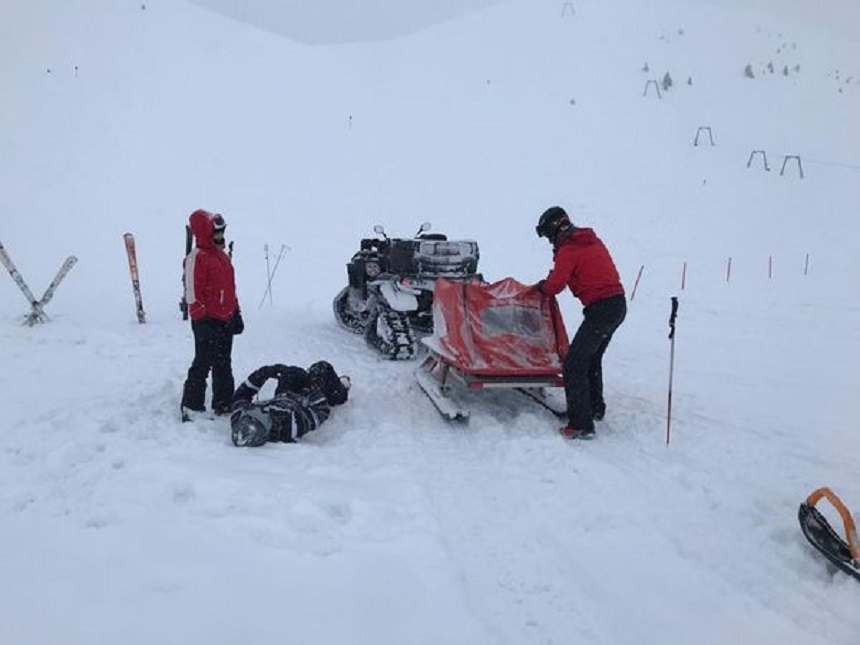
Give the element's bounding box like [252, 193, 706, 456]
[189, 209, 218, 250]
[554, 227, 596, 251]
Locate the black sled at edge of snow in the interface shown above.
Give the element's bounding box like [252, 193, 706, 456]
[798, 487, 860, 582]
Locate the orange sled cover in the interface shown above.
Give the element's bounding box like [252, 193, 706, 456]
[422, 277, 570, 377]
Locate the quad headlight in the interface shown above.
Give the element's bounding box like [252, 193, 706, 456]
[365, 261, 381, 278]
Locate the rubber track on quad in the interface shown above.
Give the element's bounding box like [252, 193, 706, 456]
[366, 306, 416, 360]
[332, 286, 370, 334]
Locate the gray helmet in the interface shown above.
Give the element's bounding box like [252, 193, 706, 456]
[230, 406, 271, 447]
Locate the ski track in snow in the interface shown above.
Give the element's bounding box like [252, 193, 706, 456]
[2, 304, 857, 644]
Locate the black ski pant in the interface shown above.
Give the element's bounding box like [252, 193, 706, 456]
[181, 318, 235, 413]
[563, 294, 627, 430]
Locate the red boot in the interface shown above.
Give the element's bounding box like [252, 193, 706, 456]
[559, 426, 596, 440]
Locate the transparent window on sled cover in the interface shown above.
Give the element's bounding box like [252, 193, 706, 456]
[480, 305, 543, 337]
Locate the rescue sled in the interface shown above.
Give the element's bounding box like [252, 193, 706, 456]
[415, 277, 569, 421]
[798, 487, 860, 582]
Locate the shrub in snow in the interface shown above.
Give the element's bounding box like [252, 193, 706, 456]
[662, 72, 673, 91]
[744, 64, 755, 79]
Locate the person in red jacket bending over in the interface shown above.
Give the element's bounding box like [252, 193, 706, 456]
[180, 209, 244, 421]
[534, 206, 626, 440]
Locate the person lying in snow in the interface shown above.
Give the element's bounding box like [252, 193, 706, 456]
[229, 362, 351, 447]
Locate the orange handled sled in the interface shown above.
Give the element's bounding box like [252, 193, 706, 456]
[799, 487, 860, 582]
[804, 487, 860, 563]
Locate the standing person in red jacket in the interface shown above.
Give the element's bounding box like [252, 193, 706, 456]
[534, 206, 626, 440]
[180, 209, 244, 421]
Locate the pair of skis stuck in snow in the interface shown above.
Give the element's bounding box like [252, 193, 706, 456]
[0, 241, 77, 325]
[0, 234, 145, 325]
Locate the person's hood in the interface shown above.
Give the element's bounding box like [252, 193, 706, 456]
[555, 226, 596, 251]
[569, 227, 597, 246]
[189, 209, 220, 250]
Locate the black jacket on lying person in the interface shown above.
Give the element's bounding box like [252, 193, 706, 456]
[229, 362, 350, 447]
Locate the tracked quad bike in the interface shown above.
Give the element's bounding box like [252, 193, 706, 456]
[333, 223, 480, 359]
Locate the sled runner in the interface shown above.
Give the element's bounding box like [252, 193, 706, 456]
[798, 487, 860, 582]
[416, 277, 569, 421]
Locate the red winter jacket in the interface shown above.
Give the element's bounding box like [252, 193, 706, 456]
[184, 209, 239, 322]
[540, 227, 625, 307]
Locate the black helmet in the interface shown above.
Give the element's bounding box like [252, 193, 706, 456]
[230, 406, 270, 447]
[535, 206, 572, 242]
[211, 213, 227, 232]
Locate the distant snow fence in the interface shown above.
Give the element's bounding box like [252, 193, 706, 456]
[746, 149, 771, 172]
[693, 130, 806, 179]
[746, 150, 804, 178]
[691, 124, 860, 179]
[693, 126, 715, 147]
[780, 155, 805, 179]
[629, 252, 814, 296]
[643, 80, 662, 99]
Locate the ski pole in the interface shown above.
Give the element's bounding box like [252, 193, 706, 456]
[264, 244, 272, 306]
[259, 244, 288, 308]
[181, 225, 192, 320]
[630, 264, 644, 301]
[666, 297, 679, 445]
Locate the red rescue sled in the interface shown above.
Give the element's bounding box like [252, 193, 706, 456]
[416, 277, 569, 421]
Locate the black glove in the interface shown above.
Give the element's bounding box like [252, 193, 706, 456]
[231, 310, 244, 335]
[308, 361, 350, 405]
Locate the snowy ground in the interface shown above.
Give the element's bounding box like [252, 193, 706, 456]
[1, 1, 859, 643]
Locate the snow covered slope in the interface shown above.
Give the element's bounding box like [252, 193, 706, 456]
[188, 0, 507, 44]
[1, 1, 858, 643]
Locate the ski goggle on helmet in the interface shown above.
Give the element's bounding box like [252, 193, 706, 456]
[230, 406, 270, 447]
[535, 206, 571, 241]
